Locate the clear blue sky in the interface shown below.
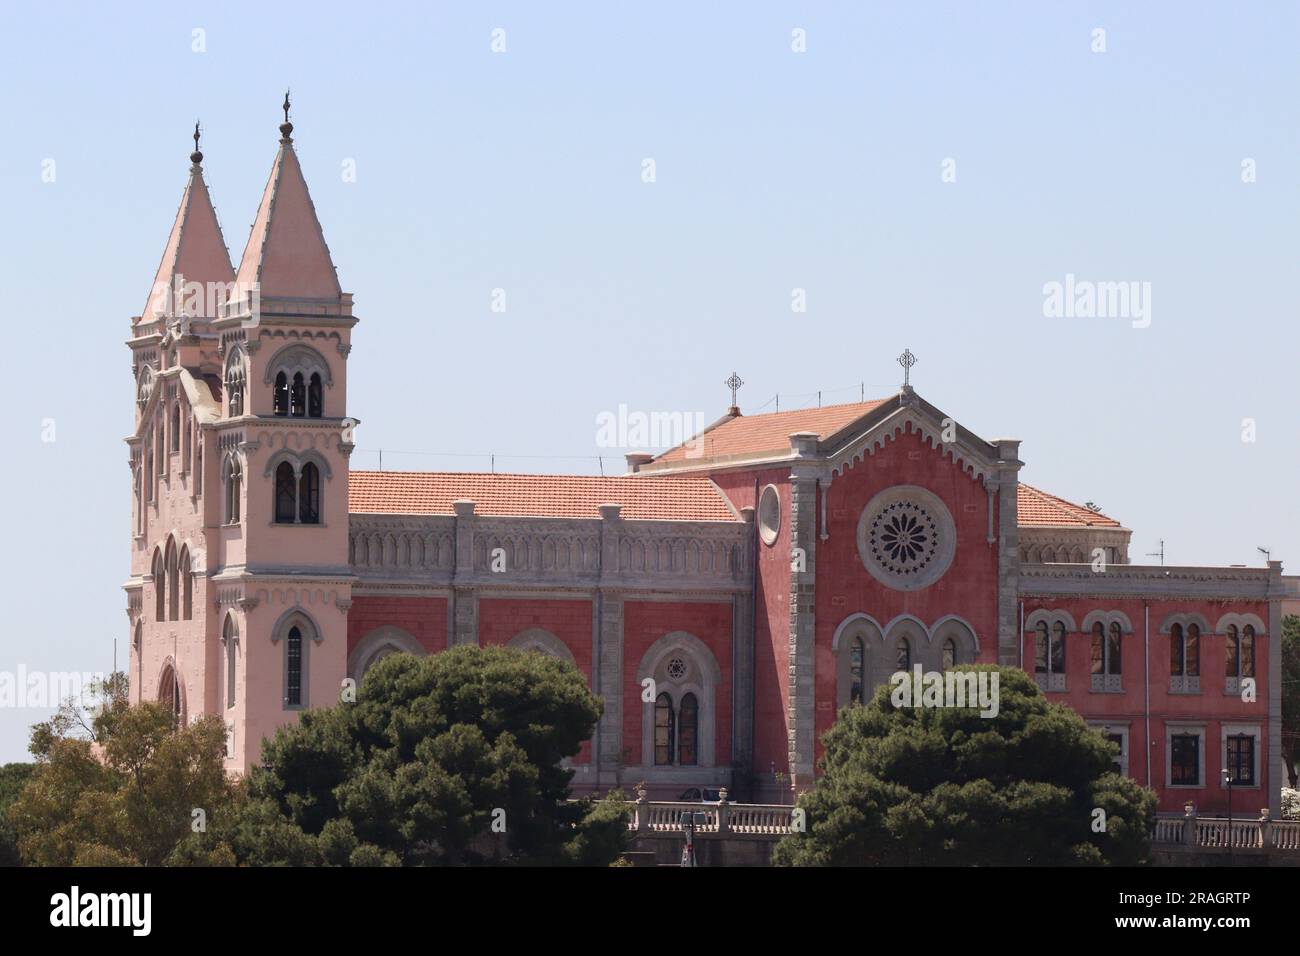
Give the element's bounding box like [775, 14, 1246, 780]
[1, 1, 1297, 761]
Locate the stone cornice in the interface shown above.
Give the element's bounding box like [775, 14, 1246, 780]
[1019, 563, 1273, 601]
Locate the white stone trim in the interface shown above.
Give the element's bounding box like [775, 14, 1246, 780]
[347, 624, 426, 681]
[1220, 722, 1262, 790]
[1165, 722, 1207, 790]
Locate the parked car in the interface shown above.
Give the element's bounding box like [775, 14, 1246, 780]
[677, 787, 726, 802]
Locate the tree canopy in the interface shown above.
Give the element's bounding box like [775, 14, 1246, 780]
[773, 665, 1156, 866]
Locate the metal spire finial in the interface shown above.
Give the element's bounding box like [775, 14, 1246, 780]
[896, 348, 917, 387]
[190, 120, 203, 166]
[279, 89, 294, 143]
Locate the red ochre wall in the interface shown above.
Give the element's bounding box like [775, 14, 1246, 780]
[1021, 597, 1271, 813]
[347, 596, 449, 656]
[814, 428, 1000, 762]
[478, 598, 594, 764]
[713, 468, 790, 777]
[622, 599, 734, 768]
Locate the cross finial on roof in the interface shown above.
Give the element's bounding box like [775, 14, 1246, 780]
[279, 89, 294, 143]
[725, 371, 744, 411]
[897, 348, 917, 387]
[190, 120, 203, 166]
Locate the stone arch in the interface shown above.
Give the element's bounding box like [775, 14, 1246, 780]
[831, 613, 885, 709]
[506, 628, 576, 665]
[1080, 609, 1134, 634]
[347, 625, 426, 682]
[1158, 612, 1212, 635]
[271, 608, 323, 709]
[1025, 608, 1078, 633]
[929, 614, 981, 668]
[157, 657, 185, 725]
[262, 342, 333, 387]
[883, 614, 929, 682]
[1214, 612, 1267, 635]
[636, 631, 721, 768]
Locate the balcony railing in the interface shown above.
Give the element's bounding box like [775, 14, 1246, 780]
[1153, 811, 1300, 851]
[629, 798, 794, 837]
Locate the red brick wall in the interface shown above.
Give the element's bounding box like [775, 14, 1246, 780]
[478, 598, 593, 679]
[622, 600, 734, 767]
[713, 469, 789, 776]
[478, 598, 594, 763]
[347, 596, 448, 656]
[813, 427, 1000, 762]
[1020, 596, 1271, 812]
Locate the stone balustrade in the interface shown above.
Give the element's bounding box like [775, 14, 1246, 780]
[1152, 809, 1300, 851]
[629, 797, 794, 836]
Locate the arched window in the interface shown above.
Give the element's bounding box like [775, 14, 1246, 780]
[1171, 623, 1200, 677]
[179, 546, 192, 620]
[152, 549, 165, 620]
[307, 373, 323, 418]
[654, 692, 675, 766]
[1108, 622, 1123, 675]
[273, 371, 289, 416]
[942, 637, 957, 671]
[286, 626, 304, 708]
[223, 615, 238, 709]
[165, 540, 179, 622]
[159, 664, 182, 727]
[1225, 624, 1239, 677]
[182, 419, 191, 473]
[170, 403, 180, 452]
[1034, 620, 1067, 690]
[895, 636, 911, 672]
[848, 635, 864, 704]
[678, 693, 699, 766]
[224, 456, 242, 524]
[298, 463, 321, 524]
[144, 448, 153, 504]
[1241, 625, 1256, 678]
[195, 440, 203, 496]
[226, 353, 245, 417]
[156, 423, 165, 483]
[290, 372, 306, 417]
[275, 462, 297, 523]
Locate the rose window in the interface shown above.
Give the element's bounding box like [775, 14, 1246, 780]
[857, 486, 956, 591]
[870, 503, 939, 575]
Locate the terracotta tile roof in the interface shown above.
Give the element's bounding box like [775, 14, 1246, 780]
[655, 399, 891, 463]
[1017, 483, 1121, 528]
[349, 471, 737, 521]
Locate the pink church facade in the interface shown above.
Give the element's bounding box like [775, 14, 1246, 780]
[124, 113, 1285, 817]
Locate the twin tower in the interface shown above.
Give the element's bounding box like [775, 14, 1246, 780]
[125, 105, 357, 766]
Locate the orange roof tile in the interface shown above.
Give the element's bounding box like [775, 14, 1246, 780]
[655, 399, 891, 463]
[349, 471, 737, 521]
[1017, 483, 1121, 528]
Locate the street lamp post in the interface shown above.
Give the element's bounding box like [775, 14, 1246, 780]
[1221, 768, 1234, 865]
[679, 810, 707, 867]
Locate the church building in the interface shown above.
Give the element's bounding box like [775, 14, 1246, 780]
[124, 109, 1284, 817]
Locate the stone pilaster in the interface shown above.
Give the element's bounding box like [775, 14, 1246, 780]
[597, 504, 626, 784]
[732, 506, 757, 780]
[451, 499, 478, 647]
[1267, 560, 1283, 818]
[787, 467, 819, 789]
[993, 439, 1023, 666]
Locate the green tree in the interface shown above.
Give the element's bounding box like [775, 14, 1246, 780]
[1283, 615, 1300, 788]
[772, 665, 1156, 866]
[237, 645, 628, 865]
[8, 672, 238, 866]
[0, 763, 35, 866]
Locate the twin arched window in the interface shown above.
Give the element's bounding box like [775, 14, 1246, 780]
[1170, 623, 1200, 677]
[1034, 621, 1068, 690]
[654, 691, 698, 766]
[226, 353, 246, 417]
[1091, 622, 1123, 677]
[1225, 625, 1256, 680]
[223, 455, 242, 525]
[274, 461, 321, 524]
[274, 371, 324, 418]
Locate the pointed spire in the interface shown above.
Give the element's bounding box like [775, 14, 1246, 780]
[235, 94, 342, 301]
[141, 129, 235, 321]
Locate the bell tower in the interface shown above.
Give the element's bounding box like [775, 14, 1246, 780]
[211, 96, 358, 767]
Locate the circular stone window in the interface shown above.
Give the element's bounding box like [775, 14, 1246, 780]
[856, 485, 956, 591]
[666, 657, 688, 681]
[758, 484, 781, 546]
